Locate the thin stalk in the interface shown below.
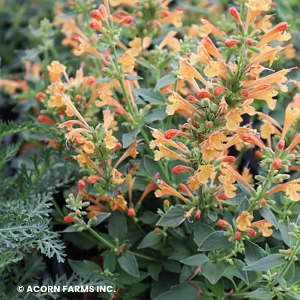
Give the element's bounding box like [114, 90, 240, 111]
[87, 226, 115, 249]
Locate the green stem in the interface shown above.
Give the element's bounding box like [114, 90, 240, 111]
[52, 198, 65, 220]
[131, 252, 161, 262]
[87, 226, 115, 249]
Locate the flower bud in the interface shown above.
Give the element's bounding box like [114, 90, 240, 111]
[221, 156, 236, 163]
[229, 7, 242, 25]
[213, 86, 226, 97]
[89, 20, 106, 34]
[128, 116, 134, 121]
[91, 10, 103, 21]
[225, 39, 239, 47]
[246, 229, 256, 237]
[78, 180, 85, 194]
[179, 183, 192, 196]
[241, 89, 249, 97]
[206, 121, 213, 128]
[64, 216, 76, 223]
[116, 142, 122, 149]
[197, 90, 212, 99]
[218, 193, 228, 200]
[121, 97, 126, 104]
[187, 95, 198, 104]
[87, 175, 102, 184]
[235, 231, 241, 241]
[195, 210, 201, 219]
[277, 140, 284, 150]
[115, 108, 123, 115]
[164, 129, 188, 139]
[120, 16, 134, 24]
[164, 200, 169, 211]
[35, 92, 46, 101]
[272, 158, 282, 169]
[76, 209, 81, 215]
[261, 199, 267, 206]
[136, 11, 143, 18]
[172, 165, 191, 174]
[246, 38, 253, 46]
[218, 220, 229, 227]
[37, 115, 56, 126]
[128, 208, 135, 217]
[154, 228, 160, 233]
[273, 22, 288, 33]
[212, 78, 218, 83]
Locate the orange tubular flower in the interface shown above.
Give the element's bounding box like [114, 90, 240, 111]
[118, 51, 136, 73]
[245, 0, 272, 29]
[280, 103, 300, 141]
[236, 211, 254, 231]
[251, 220, 273, 237]
[137, 179, 158, 206]
[248, 46, 282, 67]
[164, 129, 189, 139]
[159, 10, 183, 28]
[112, 169, 124, 185]
[154, 144, 189, 164]
[110, 195, 127, 211]
[286, 133, 300, 152]
[178, 58, 210, 90]
[199, 18, 225, 40]
[95, 91, 128, 115]
[197, 165, 216, 184]
[74, 37, 108, 65]
[114, 140, 138, 168]
[155, 180, 190, 203]
[200, 140, 219, 162]
[241, 133, 266, 149]
[47, 61, 66, 83]
[38, 115, 56, 126]
[267, 180, 300, 201]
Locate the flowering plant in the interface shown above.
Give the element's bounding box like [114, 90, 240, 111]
[1, 0, 300, 299]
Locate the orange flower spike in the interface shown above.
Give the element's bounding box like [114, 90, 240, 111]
[154, 144, 189, 164]
[236, 211, 254, 231]
[155, 180, 190, 203]
[251, 220, 273, 237]
[74, 37, 108, 65]
[241, 133, 266, 149]
[118, 51, 136, 73]
[197, 165, 216, 184]
[199, 18, 225, 40]
[178, 58, 210, 89]
[114, 140, 138, 168]
[281, 103, 300, 141]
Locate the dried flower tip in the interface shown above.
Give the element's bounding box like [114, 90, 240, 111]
[120, 16, 134, 24]
[229, 7, 242, 25]
[225, 39, 239, 47]
[218, 193, 228, 200]
[35, 92, 46, 101]
[78, 180, 86, 194]
[173, 165, 191, 174]
[218, 220, 229, 227]
[261, 199, 267, 206]
[272, 158, 282, 169]
[87, 175, 102, 184]
[197, 90, 212, 99]
[37, 115, 56, 126]
[241, 89, 249, 97]
[221, 156, 236, 163]
[128, 208, 135, 217]
[235, 231, 241, 241]
[246, 228, 256, 237]
[213, 86, 226, 97]
[277, 140, 284, 150]
[154, 228, 160, 233]
[195, 210, 201, 219]
[179, 183, 192, 196]
[246, 38, 253, 46]
[64, 216, 76, 223]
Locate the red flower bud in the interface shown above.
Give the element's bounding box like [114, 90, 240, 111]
[91, 10, 103, 21]
[187, 95, 198, 104]
[229, 7, 242, 25]
[277, 140, 284, 150]
[235, 231, 241, 241]
[272, 158, 281, 169]
[195, 210, 201, 219]
[246, 229, 256, 237]
[246, 38, 253, 46]
[206, 121, 213, 128]
[87, 175, 102, 184]
[273, 22, 288, 33]
[212, 78, 218, 83]
[172, 165, 191, 174]
[218, 193, 228, 200]
[86, 76, 95, 85]
[37, 115, 56, 126]
[136, 11, 142, 18]
[89, 20, 106, 34]
[64, 216, 76, 223]
[35, 92, 46, 101]
[154, 227, 160, 233]
[115, 108, 123, 115]
[116, 142, 122, 149]
[241, 89, 249, 97]
[221, 156, 236, 163]
[225, 39, 239, 47]
[121, 97, 126, 104]
[197, 90, 212, 99]
[164, 129, 188, 139]
[218, 220, 229, 227]
[64, 156, 70, 161]
[261, 199, 267, 206]
[157, 10, 172, 17]
[120, 16, 133, 24]
[213, 86, 226, 97]
[78, 180, 85, 194]
[179, 183, 192, 196]
[128, 208, 135, 217]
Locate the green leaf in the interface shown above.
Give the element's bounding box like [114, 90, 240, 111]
[144, 155, 161, 177]
[207, 210, 218, 222]
[122, 128, 140, 148]
[237, 181, 252, 198]
[163, 260, 181, 273]
[284, 259, 295, 283]
[118, 251, 140, 277]
[132, 88, 165, 105]
[124, 75, 143, 80]
[91, 213, 110, 227]
[94, 77, 112, 84]
[244, 240, 268, 265]
[156, 205, 185, 227]
[138, 231, 162, 249]
[212, 279, 225, 299]
[145, 108, 167, 123]
[181, 254, 209, 266]
[140, 211, 159, 224]
[22, 47, 41, 62]
[154, 74, 177, 91]
[194, 223, 214, 247]
[259, 207, 278, 229]
[245, 254, 287, 271]
[155, 282, 199, 300]
[158, 57, 172, 71]
[198, 231, 231, 251]
[178, 2, 210, 17]
[68, 259, 102, 278]
[246, 287, 274, 299]
[201, 261, 227, 284]
[147, 264, 162, 281]
[223, 260, 248, 284]
[104, 250, 116, 272]
[108, 210, 127, 241]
